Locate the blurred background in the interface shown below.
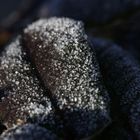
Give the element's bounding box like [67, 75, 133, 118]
[0, 0, 140, 58]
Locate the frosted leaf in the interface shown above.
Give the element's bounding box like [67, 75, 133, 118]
[23, 17, 110, 139]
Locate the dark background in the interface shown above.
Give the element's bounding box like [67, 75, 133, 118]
[0, 0, 140, 56]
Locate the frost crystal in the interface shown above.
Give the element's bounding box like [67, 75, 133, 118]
[23, 18, 110, 139]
